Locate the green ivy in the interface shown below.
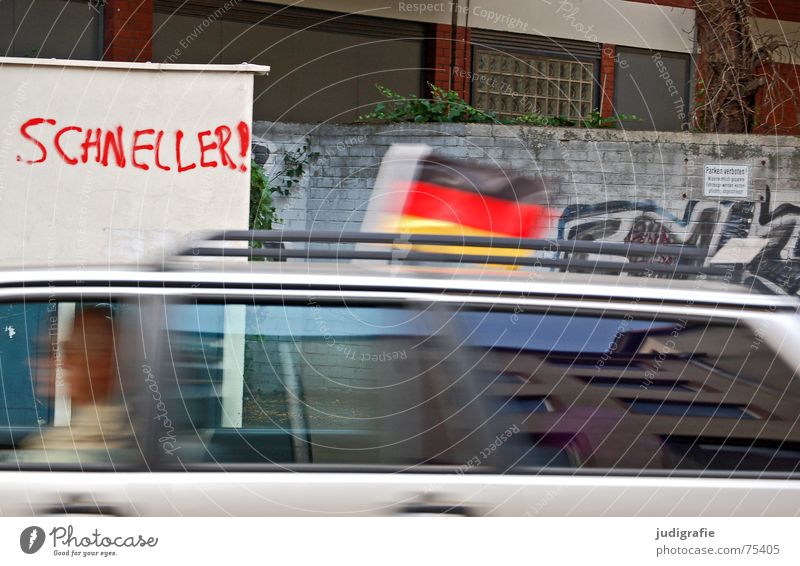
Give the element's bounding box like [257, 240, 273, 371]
[249, 142, 319, 234]
[359, 83, 497, 123]
[359, 83, 639, 128]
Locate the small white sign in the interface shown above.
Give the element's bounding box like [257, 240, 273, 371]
[704, 164, 749, 197]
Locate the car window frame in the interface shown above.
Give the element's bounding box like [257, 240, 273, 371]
[1, 280, 798, 480]
[0, 287, 163, 472]
[149, 292, 499, 473]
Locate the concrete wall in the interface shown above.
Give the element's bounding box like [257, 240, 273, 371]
[253, 120, 800, 292]
[0, 58, 262, 267]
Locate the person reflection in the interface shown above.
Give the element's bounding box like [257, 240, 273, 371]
[22, 305, 133, 463]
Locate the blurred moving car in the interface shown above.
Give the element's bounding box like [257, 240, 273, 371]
[0, 231, 799, 516]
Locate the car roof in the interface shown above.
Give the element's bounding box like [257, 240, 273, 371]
[1, 260, 796, 310]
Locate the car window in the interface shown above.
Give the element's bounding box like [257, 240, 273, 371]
[0, 299, 141, 468]
[455, 307, 800, 474]
[158, 300, 483, 468]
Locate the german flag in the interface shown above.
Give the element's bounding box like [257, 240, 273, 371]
[395, 153, 551, 240]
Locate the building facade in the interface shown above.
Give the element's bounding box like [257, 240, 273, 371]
[3, 0, 799, 133]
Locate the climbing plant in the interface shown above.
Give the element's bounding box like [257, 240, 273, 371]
[693, 0, 798, 133]
[359, 83, 637, 128]
[249, 142, 319, 232]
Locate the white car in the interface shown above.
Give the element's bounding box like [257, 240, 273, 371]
[0, 231, 798, 516]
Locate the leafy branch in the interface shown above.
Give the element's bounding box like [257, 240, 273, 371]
[359, 82, 638, 128]
[249, 142, 319, 232]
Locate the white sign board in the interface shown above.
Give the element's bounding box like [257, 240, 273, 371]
[703, 164, 749, 198]
[0, 57, 268, 267]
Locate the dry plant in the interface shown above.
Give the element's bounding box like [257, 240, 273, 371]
[693, 0, 799, 133]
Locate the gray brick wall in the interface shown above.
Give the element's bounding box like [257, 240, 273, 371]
[252, 121, 800, 291]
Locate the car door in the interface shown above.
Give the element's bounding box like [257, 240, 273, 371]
[434, 297, 800, 515]
[139, 289, 531, 516]
[0, 287, 157, 516]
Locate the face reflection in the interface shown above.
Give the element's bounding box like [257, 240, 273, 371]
[64, 309, 115, 406]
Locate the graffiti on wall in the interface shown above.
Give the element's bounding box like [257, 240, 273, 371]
[557, 188, 800, 294]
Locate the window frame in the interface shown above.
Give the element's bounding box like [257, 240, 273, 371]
[470, 45, 601, 120]
[0, 290, 162, 472]
[468, 28, 602, 120]
[613, 45, 693, 131]
[149, 293, 500, 473]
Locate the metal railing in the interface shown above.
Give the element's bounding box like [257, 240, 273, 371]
[177, 230, 740, 278]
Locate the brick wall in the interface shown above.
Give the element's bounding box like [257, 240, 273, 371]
[754, 63, 800, 136]
[599, 44, 617, 119]
[426, 24, 472, 102]
[103, 0, 153, 62]
[253, 120, 800, 291]
[752, 0, 800, 22]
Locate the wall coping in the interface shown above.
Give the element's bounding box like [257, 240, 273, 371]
[253, 121, 800, 149]
[0, 56, 269, 74]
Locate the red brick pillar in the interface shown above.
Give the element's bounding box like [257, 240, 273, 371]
[753, 62, 800, 135]
[599, 43, 616, 118]
[426, 24, 472, 102]
[103, 0, 154, 62]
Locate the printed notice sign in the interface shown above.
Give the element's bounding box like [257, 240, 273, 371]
[704, 164, 749, 197]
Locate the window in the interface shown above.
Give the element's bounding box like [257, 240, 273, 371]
[664, 438, 800, 473]
[154, 299, 800, 474]
[579, 376, 696, 392]
[505, 396, 550, 414]
[0, 0, 101, 60]
[517, 434, 575, 468]
[624, 400, 755, 419]
[0, 300, 139, 468]
[160, 301, 480, 467]
[455, 307, 800, 473]
[472, 48, 594, 119]
[614, 47, 691, 131]
[152, 4, 425, 123]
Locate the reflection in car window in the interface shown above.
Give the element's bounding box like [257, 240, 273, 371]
[159, 301, 800, 475]
[460, 308, 800, 474]
[160, 301, 481, 468]
[0, 301, 137, 467]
